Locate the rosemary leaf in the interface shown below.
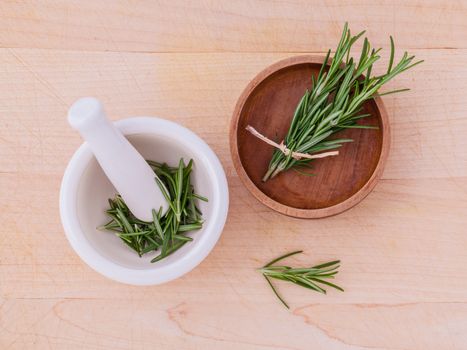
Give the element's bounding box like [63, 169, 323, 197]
[98, 158, 207, 263]
[260, 251, 343, 308]
[260, 23, 423, 181]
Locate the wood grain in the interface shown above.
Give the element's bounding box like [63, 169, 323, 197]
[1, 1, 467, 349]
[1, 1, 466, 52]
[231, 55, 390, 218]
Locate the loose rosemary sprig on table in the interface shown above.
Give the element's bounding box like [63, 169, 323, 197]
[253, 23, 423, 181]
[99, 158, 208, 263]
[260, 250, 343, 309]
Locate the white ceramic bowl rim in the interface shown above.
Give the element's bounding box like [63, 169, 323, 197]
[59, 117, 229, 285]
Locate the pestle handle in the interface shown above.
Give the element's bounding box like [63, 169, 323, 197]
[68, 97, 168, 222]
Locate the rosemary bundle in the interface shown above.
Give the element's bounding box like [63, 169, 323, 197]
[249, 24, 423, 181]
[260, 251, 343, 309]
[99, 159, 207, 263]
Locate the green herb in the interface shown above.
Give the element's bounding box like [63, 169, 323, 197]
[249, 23, 423, 181]
[99, 158, 207, 263]
[259, 250, 343, 309]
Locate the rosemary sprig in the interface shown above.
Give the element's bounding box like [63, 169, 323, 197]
[99, 158, 208, 263]
[259, 250, 343, 309]
[260, 23, 423, 181]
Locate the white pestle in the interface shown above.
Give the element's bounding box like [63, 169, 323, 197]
[67, 97, 168, 222]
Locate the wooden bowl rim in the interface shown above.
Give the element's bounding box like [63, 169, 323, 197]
[229, 55, 390, 219]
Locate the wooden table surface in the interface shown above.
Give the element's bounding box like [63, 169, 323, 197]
[1, 1, 466, 349]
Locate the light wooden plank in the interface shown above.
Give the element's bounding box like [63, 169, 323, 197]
[1, 298, 467, 349]
[0, 49, 466, 180]
[1, 171, 467, 302]
[0, 0, 466, 53]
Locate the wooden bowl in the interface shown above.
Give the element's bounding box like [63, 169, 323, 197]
[230, 55, 390, 218]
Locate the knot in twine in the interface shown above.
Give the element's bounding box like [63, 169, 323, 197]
[245, 125, 339, 160]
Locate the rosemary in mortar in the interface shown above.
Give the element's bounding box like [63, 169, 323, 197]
[251, 23, 423, 181]
[99, 158, 207, 263]
[260, 251, 343, 309]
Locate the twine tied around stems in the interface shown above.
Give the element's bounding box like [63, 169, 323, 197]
[245, 125, 339, 160]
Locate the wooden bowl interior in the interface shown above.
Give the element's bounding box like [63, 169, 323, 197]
[235, 61, 383, 210]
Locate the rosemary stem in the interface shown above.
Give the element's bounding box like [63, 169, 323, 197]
[258, 24, 422, 180]
[262, 158, 280, 182]
[259, 251, 343, 309]
[268, 158, 289, 180]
